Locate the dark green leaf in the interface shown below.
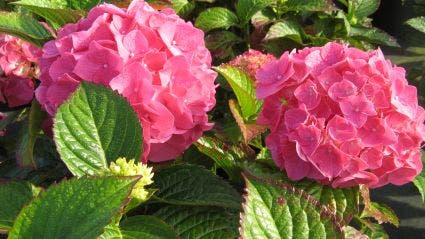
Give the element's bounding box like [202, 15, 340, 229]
[236, 0, 274, 25]
[281, 0, 333, 12]
[13, 1, 84, 30]
[0, 12, 52, 47]
[195, 7, 239, 32]
[205, 30, 242, 50]
[413, 172, 425, 203]
[153, 164, 241, 209]
[8, 177, 138, 239]
[241, 176, 343, 239]
[16, 101, 46, 168]
[215, 65, 262, 120]
[194, 136, 239, 180]
[12, 0, 100, 11]
[0, 181, 39, 232]
[349, 26, 400, 47]
[154, 206, 239, 239]
[120, 215, 178, 239]
[348, 0, 380, 22]
[265, 20, 303, 43]
[53, 82, 143, 176]
[406, 16, 425, 34]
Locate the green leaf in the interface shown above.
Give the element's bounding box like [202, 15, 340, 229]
[195, 136, 239, 180]
[361, 202, 399, 227]
[215, 65, 262, 120]
[0, 181, 39, 232]
[251, 8, 276, 28]
[243, 161, 360, 224]
[293, 181, 359, 224]
[236, 0, 274, 25]
[359, 186, 399, 227]
[154, 206, 239, 239]
[240, 176, 343, 239]
[16, 101, 46, 168]
[281, 0, 332, 12]
[8, 176, 138, 239]
[265, 20, 303, 43]
[153, 164, 241, 209]
[0, 12, 52, 47]
[413, 171, 425, 203]
[348, 0, 380, 22]
[205, 30, 242, 50]
[98, 224, 123, 239]
[13, 1, 84, 30]
[195, 7, 239, 32]
[12, 0, 100, 11]
[349, 26, 400, 47]
[170, 0, 195, 17]
[53, 82, 143, 176]
[406, 16, 425, 34]
[120, 215, 178, 239]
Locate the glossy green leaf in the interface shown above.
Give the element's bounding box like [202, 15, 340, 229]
[0, 12, 52, 47]
[13, 1, 84, 30]
[414, 172, 425, 203]
[265, 20, 303, 43]
[154, 206, 239, 239]
[195, 7, 239, 32]
[349, 26, 400, 47]
[98, 224, 123, 239]
[406, 16, 425, 34]
[0, 181, 39, 233]
[348, 0, 380, 22]
[236, 0, 274, 24]
[8, 177, 138, 239]
[120, 215, 178, 239]
[12, 0, 100, 11]
[153, 164, 241, 209]
[280, 0, 332, 12]
[243, 161, 360, 224]
[170, 0, 195, 17]
[53, 82, 143, 176]
[240, 176, 343, 239]
[292, 181, 359, 224]
[16, 101, 46, 168]
[215, 65, 262, 120]
[195, 136, 240, 180]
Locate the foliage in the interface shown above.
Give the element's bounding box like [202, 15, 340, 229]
[0, 0, 423, 238]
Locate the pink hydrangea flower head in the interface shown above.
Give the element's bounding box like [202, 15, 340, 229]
[257, 42, 425, 188]
[35, 0, 217, 163]
[228, 49, 276, 83]
[0, 34, 41, 107]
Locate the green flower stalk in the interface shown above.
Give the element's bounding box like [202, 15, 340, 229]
[109, 157, 154, 201]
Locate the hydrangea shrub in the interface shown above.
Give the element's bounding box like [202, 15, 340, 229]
[0, 34, 41, 107]
[257, 42, 424, 188]
[35, 0, 217, 162]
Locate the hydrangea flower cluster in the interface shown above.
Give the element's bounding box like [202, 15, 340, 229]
[257, 42, 425, 188]
[228, 49, 275, 82]
[0, 34, 41, 107]
[35, 0, 217, 162]
[109, 157, 153, 201]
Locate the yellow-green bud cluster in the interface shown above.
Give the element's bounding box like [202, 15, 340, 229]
[109, 157, 153, 201]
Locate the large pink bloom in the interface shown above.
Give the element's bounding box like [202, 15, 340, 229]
[257, 42, 425, 188]
[0, 34, 41, 107]
[35, 0, 217, 162]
